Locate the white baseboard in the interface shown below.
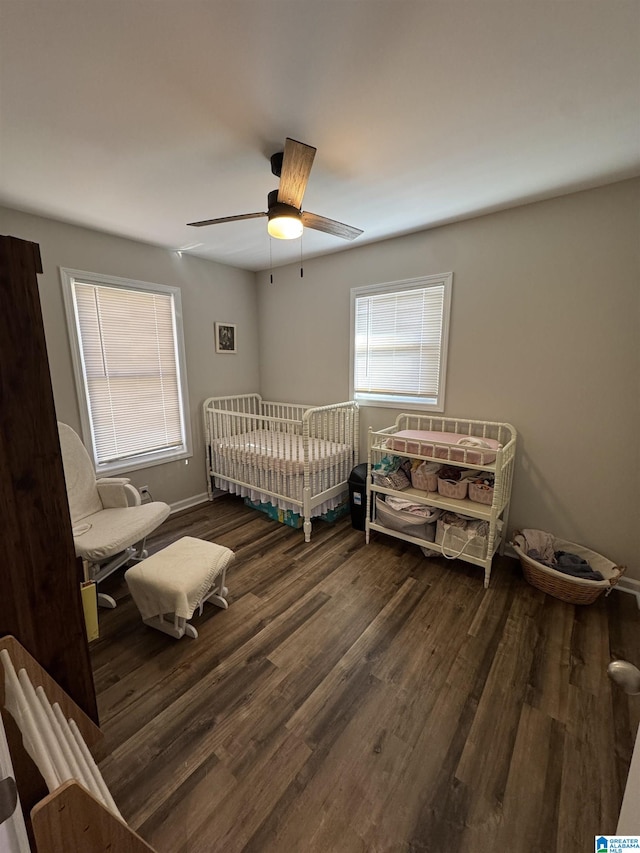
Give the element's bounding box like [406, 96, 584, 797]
[615, 576, 640, 607]
[169, 492, 210, 514]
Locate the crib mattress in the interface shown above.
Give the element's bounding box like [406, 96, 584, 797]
[212, 429, 353, 475]
[386, 430, 502, 465]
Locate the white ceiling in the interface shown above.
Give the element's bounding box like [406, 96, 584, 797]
[1, 1, 639, 272]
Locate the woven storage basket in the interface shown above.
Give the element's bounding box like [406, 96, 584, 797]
[468, 482, 494, 505]
[512, 532, 625, 605]
[437, 477, 468, 500]
[411, 462, 441, 492]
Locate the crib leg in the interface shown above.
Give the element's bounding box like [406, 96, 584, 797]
[302, 486, 312, 543]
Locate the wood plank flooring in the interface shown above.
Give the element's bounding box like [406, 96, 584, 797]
[91, 497, 640, 852]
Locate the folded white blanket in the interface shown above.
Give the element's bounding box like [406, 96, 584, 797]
[125, 536, 234, 621]
[456, 437, 492, 449]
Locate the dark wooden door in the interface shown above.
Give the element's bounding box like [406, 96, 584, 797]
[0, 234, 98, 811]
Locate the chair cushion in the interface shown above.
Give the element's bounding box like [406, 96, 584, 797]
[58, 422, 103, 523]
[72, 502, 171, 562]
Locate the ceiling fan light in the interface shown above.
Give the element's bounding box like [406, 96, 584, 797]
[268, 213, 303, 240]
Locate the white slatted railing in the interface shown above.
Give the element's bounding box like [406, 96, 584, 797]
[0, 649, 121, 819]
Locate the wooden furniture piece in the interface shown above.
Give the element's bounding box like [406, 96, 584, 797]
[32, 782, 155, 853]
[366, 414, 517, 587]
[0, 235, 97, 815]
[0, 636, 156, 852]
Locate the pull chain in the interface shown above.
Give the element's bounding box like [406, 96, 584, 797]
[300, 231, 304, 278]
[269, 236, 273, 284]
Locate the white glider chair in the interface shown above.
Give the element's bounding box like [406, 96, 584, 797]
[58, 422, 171, 609]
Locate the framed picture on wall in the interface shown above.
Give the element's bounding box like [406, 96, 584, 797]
[215, 322, 237, 353]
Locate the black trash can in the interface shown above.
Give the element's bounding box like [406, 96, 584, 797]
[348, 463, 369, 530]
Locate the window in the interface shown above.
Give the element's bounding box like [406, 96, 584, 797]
[61, 268, 191, 474]
[350, 273, 452, 411]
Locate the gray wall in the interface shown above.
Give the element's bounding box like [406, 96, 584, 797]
[256, 179, 640, 578]
[0, 206, 260, 506]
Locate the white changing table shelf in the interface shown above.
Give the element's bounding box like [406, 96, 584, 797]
[366, 414, 517, 588]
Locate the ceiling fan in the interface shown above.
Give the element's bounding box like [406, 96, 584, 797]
[187, 138, 363, 242]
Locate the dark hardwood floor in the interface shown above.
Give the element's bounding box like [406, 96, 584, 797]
[91, 497, 640, 852]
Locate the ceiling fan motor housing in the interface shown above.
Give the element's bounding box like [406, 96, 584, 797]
[267, 189, 301, 220]
[266, 188, 303, 238]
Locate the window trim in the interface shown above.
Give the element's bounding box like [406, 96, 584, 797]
[349, 273, 452, 412]
[60, 267, 192, 475]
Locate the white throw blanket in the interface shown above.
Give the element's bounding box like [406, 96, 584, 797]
[125, 537, 234, 621]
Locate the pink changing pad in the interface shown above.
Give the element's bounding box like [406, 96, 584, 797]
[386, 430, 502, 465]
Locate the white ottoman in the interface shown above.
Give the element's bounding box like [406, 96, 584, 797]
[124, 536, 234, 639]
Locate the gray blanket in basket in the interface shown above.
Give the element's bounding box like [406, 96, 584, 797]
[528, 549, 604, 582]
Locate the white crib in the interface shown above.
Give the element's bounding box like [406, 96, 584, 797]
[203, 394, 359, 541]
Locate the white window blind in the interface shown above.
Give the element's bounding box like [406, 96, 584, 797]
[351, 274, 452, 410]
[62, 269, 191, 472]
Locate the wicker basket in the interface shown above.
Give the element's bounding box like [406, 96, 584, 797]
[411, 462, 441, 492]
[468, 481, 494, 505]
[437, 477, 468, 499]
[512, 532, 625, 605]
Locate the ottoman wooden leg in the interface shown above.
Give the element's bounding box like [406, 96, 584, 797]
[203, 566, 229, 611]
[142, 614, 198, 640]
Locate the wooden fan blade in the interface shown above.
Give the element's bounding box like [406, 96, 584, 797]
[301, 211, 363, 241]
[187, 212, 267, 227]
[277, 138, 316, 209]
